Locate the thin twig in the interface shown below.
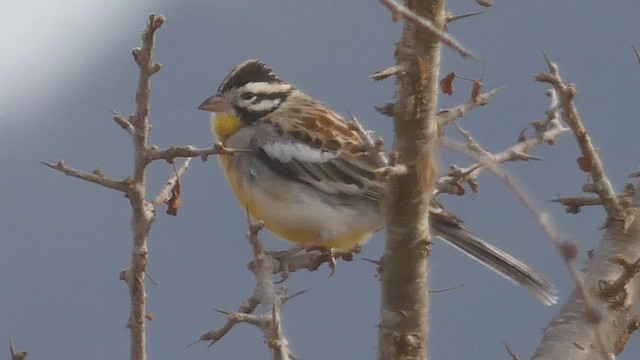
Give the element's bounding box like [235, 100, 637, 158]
[196, 219, 298, 358]
[146, 142, 244, 162]
[552, 196, 604, 214]
[151, 158, 192, 209]
[41, 161, 130, 193]
[443, 126, 606, 358]
[436, 90, 568, 195]
[435, 87, 504, 127]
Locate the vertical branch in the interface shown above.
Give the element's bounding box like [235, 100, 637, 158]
[121, 15, 165, 360]
[378, 1, 445, 359]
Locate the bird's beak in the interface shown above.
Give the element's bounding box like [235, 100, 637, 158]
[198, 95, 230, 113]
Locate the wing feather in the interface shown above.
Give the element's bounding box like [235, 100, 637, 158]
[250, 97, 385, 200]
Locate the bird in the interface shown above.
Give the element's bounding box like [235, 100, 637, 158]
[198, 59, 557, 305]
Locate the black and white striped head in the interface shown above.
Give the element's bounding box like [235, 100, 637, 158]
[199, 60, 295, 124]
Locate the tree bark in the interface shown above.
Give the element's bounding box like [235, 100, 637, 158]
[533, 209, 640, 359]
[377, 1, 445, 359]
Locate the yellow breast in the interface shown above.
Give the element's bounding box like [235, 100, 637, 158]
[212, 113, 242, 142]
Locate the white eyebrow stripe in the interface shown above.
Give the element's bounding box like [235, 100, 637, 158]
[241, 82, 292, 94]
[263, 142, 338, 163]
[246, 98, 283, 112]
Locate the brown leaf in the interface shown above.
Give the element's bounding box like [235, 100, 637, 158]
[166, 179, 182, 216]
[440, 72, 456, 95]
[577, 155, 593, 172]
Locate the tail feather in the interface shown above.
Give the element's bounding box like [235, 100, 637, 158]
[430, 213, 557, 305]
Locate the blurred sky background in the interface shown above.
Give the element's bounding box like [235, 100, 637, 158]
[2, 1, 640, 359]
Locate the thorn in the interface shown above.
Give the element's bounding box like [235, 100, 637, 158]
[632, 44, 640, 65]
[362, 257, 381, 266]
[447, 11, 484, 23]
[214, 309, 232, 316]
[371, 66, 404, 81]
[284, 289, 311, 303]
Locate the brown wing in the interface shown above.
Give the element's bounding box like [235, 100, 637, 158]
[255, 95, 384, 200]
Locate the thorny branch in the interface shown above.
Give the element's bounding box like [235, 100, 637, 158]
[436, 85, 568, 196]
[535, 53, 623, 221]
[435, 86, 503, 127]
[41, 161, 130, 193]
[531, 56, 640, 360]
[195, 221, 300, 360]
[438, 85, 598, 298]
[41, 14, 203, 360]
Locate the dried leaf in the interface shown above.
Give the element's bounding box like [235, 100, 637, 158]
[166, 179, 182, 216]
[440, 72, 456, 95]
[577, 155, 593, 172]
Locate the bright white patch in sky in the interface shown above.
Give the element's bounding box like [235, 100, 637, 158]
[0, 1, 145, 128]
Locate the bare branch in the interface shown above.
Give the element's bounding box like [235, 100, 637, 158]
[532, 57, 640, 360]
[377, 1, 445, 358]
[194, 299, 261, 347]
[379, 0, 476, 59]
[552, 196, 604, 214]
[41, 161, 130, 193]
[435, 86, 504, 127]
[436, 89, 568, 195]
[196, 219, 298, 359]
[535, 54, 623, 220]
[146, 142, 239, 162]
[441, 137, 568, 250]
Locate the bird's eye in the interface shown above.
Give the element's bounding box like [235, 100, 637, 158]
[240, 92, 257, 101]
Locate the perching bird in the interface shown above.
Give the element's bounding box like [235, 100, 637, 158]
[199, 60, 557, 305]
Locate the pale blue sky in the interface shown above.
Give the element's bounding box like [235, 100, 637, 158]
[2, 1, 639, 359]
